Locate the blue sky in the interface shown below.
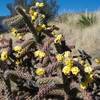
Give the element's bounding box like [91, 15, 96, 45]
[58, 0, 100, 14]
[0, 0, 100, 16]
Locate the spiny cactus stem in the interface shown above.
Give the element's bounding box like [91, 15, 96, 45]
[93, 89, 100, 96]
[18, 92, 30, 100]
[45, 62, 60, 74]
[4, 70, 33, 83]
[17, 27, 29, 33]
[3, 14, 23, 27]
[15, 6, 37, 42]
[80, 89, 93, 100]
[3, 77, 14, 100]
[93, 66, 100, 71]
[72, 80, 94, 100]
[32, 82, 56, 100]
[74, 61, 87, 79]
[48, 89, 68, 100]
[36, 77, 63, 86]
[52, 39, 70, 97]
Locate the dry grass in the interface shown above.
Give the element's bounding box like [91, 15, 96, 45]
[50, 12, 100, 58]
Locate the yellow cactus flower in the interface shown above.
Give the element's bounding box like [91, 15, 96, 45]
[80, 82, 88, 89]
[13, 46, 22, 53]
[16, 33, 23, 40]
[86, 73, 94, 83]
[95, 58, 100, 64]
[34, 12, 38, 17]
[29, 9, 35, 16]
[41, 24, 46, 29]
[0, 49, 8, 61]
[29, 8, 38, 21]
[35, 2, 40, 7]
[39, 51, 46, 59]
[11, 28, 17, 37]
[15, 59, 22, 65]
[41, 14, 45, 19]
[35, 68, 45, 76]
[34, 50, 46, 59]
[62, 65, 71, 75]
[64, 51, 72, 58]
[51, 31, 58, 37]
[34, 50, 40, 57]
[17, 35, 23, 40]
[80, 60, 85, 65]
[36, 25, 42, 32]
[80, 73, 94, 89]
[36, 24, 46, 31]
[64, 58, 74, 66]
[39, 3, 44, 8]
[0, 34, 3, 39]
[56, 54, 63, 62]
[84, 66, 92, 74]
[36, 2, 44, 8]
[54, 34, 63, 44]
[84, 63, 90, 67]
[71, 66, 80, 76]
[31, 15, 36, 21]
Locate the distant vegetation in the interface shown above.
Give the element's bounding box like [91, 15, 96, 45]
[50, 12, 100, 57]
[54, 12, 97, 28]
[78, 13, 96, 27]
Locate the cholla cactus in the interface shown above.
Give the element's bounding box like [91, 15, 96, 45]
[0, 1, 100, 100]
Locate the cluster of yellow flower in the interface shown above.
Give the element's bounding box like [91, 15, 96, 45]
[35, 67, 45, 76]
[14, 45, 22, 53]
[80, 63, 93, 89]
[29, 2, 47, 32]
[0, 49, 8, 61]
[0, 46, 23, 61]
[29, 2, 44, 22]
[29, 9, 38, 21]
[35, 2, 44, 8]
[84, 64, 92, 74]
[51, 31, 63, 44]
[15, 59, 22, 66]
[95, 58, 100, 64]
[36, 24, 46, 32]
[33, 50, 46, 76]
[34, 50, 46, 59]
[63, 59, 80, 76]
[11, 28, 23, 40]
[56, 51, 71, 62]
[55, 50, 94, 89]
[56, 51, 80, 76]
[13, 45, 24, 59]
[54, 34, 63, 44]
[80, 73, 93, 89]
[14, 46, 23, 65]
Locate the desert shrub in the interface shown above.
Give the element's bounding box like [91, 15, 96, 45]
[78, 13, 96, 27]
[0, 2, 100, 100]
